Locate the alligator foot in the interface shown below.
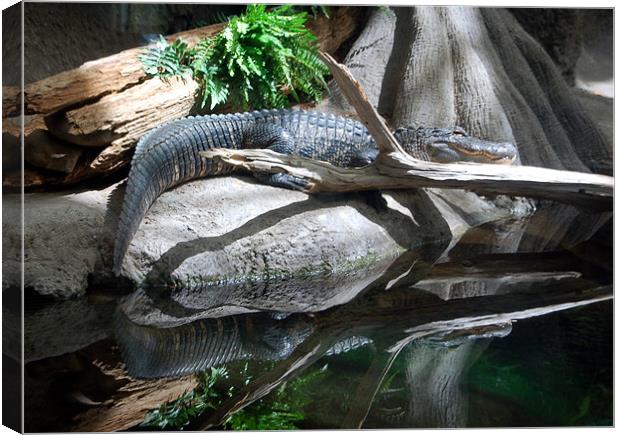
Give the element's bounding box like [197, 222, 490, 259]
[254, 172, 311, 192]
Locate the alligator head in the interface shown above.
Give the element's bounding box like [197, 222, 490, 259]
[394, 126, 518, 165]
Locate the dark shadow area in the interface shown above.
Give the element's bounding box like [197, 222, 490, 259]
[2, 3, 23, 431]
[23, 3, 243, 83]
[3, 288, 23, 433]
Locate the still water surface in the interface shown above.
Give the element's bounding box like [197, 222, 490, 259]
[24, 204, 613, 430]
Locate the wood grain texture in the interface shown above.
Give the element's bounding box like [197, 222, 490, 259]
[72, 369, 198, 432]
[10, 9, 361, 187]
[200, 148, 613, 209]
[3, 23, 225, 117]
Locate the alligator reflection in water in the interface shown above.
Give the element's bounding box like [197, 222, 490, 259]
[114, 247, 437, 378]
[111, 207, 612, 429]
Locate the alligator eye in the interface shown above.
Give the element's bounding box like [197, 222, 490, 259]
[452, 128, 466, 136]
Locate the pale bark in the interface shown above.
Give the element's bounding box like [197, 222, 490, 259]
[72, 372, 199, 432]
[202, 146, 612, 210]
[318, 52, 405, 155]
[3, 23, 226, 118]
[3, 115, 85, 174]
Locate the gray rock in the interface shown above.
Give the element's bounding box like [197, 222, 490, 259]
[116, 177, 456, 325]
[2, 187, 109, 299]
[122, 177, 447, 288]
[3, 173, 526, 301]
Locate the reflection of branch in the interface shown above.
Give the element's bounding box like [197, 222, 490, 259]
[387, 285, 612, 354]
[424, 251, 581, 279]
[417, 251, 583, 287]
[341, 347, 401, 429]
[341, 286, 611, 428]
[201, 52, 613, 210]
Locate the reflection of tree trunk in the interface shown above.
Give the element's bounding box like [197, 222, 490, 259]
[416, 218, 528, 300]
[516, 202, 611, 252]
[179, 281, 608, 430]
[404, 340, 488, 428]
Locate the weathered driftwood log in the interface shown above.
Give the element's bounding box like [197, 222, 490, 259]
[3, 115, 86, 175]
[2, 7, 361, 118]
[2, 85, 20, 117]
[202, 148, 613, 209]
[44, 74, 199, 148]
[45, 8, 359, 144]
[52, 76, 202, 174]
[2, 23, 226, 118]
[201, 52, 613, 210]
[71, 362, 199, 432]
[4, 7, 361, 188]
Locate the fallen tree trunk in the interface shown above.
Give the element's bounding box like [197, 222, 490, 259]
[2, 85, 20, 117]
[54, 76, 202, 175]
[3, 115, 86, 174]
[201, 52, 613, 210]
[4, 7, 362, 188]
[3, 7, 361, 118]
[3, 23, 226, 118]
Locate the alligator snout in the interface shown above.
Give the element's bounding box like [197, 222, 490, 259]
[428, 137, 517, 165]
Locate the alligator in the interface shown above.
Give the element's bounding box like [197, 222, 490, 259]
[114, 308, 345, 378]
[114, 300, 510, 379]
[113, 109, 517, 275]
[113, 309, 306, 378]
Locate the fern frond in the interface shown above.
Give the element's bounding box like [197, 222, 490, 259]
[139, 5, 330, 111]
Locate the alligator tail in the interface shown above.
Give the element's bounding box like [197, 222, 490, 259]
[112, 116, 240, 275]
[113, 308, 247, 378]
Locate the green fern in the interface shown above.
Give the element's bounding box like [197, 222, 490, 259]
[141, 367, 230, 430]
[139, 35, 193, 81]
[140, 5, 330, 111]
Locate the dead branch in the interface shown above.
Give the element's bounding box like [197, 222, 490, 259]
[318, 52, 406, 154]
[200, 148, 613, 210]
